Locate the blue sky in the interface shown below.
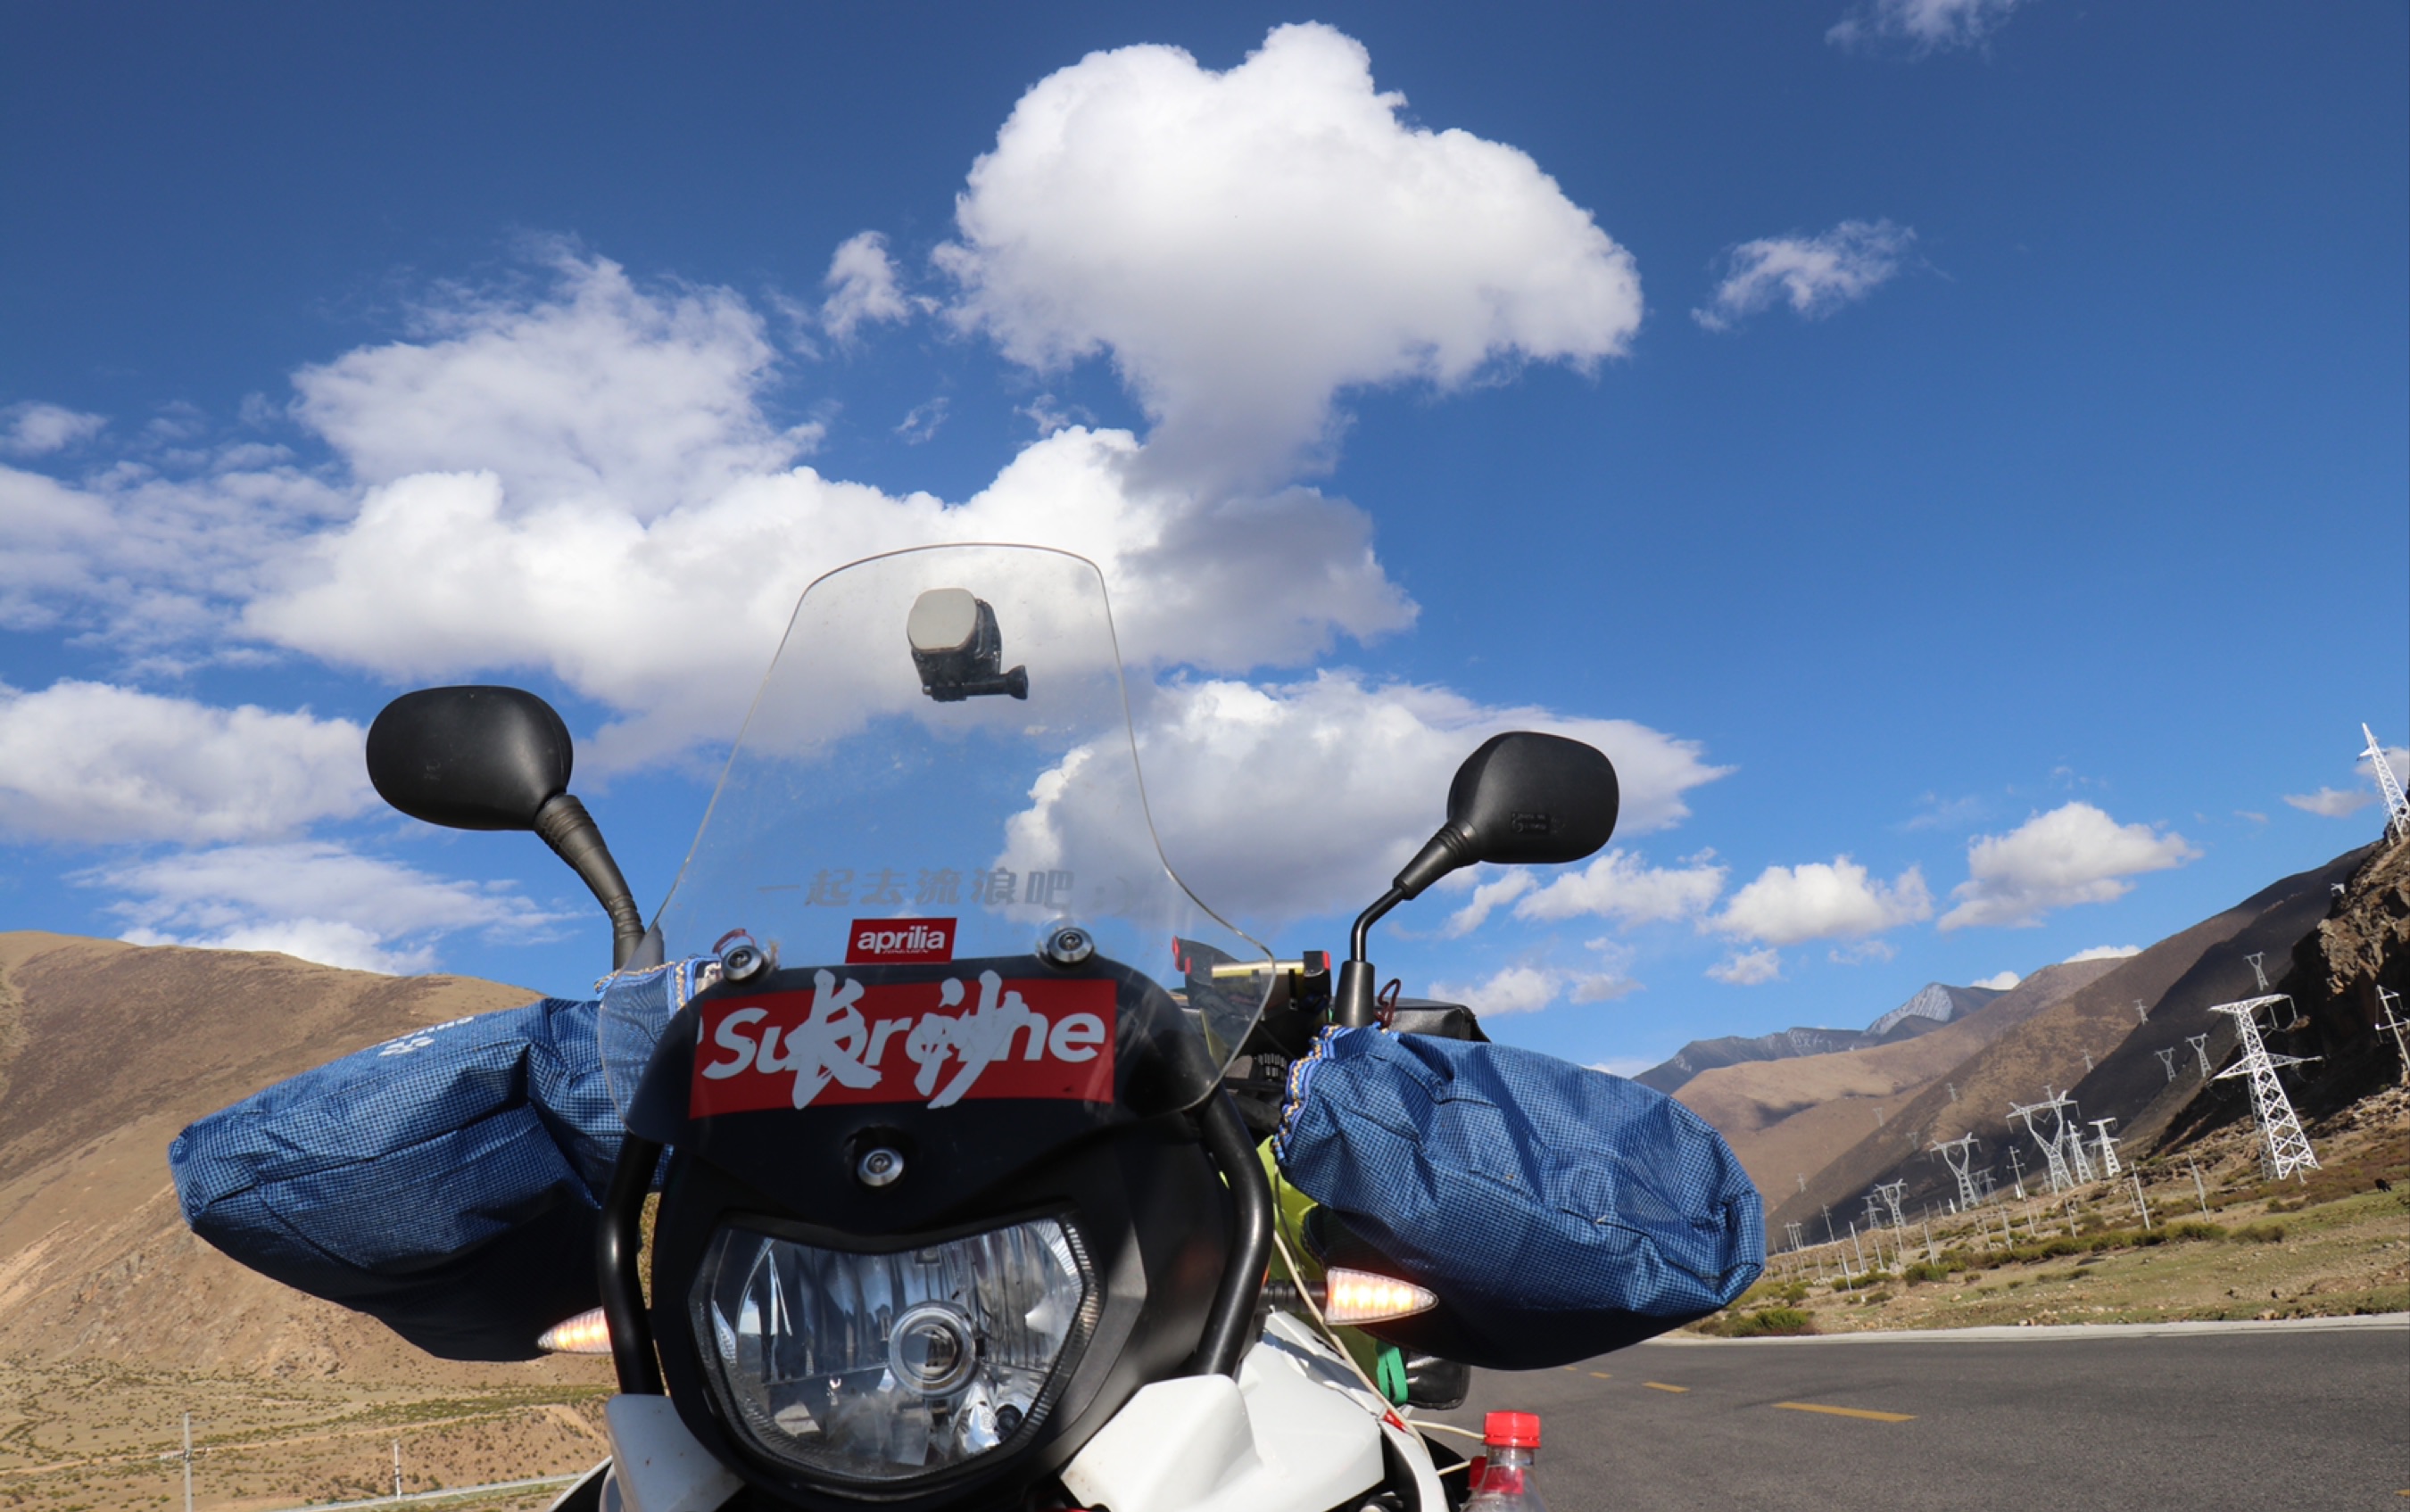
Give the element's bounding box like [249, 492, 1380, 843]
[3, 1, 2404, 1073]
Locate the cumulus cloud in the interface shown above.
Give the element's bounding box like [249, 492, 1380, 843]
[1827, 0, 2026, 54]
[1939, 802, 2199, 930]
[1972, 970, 2021, 990]
[1693, 220, 1914, 333]
[1710, 855, 1933, 945]
[1441, 870, 1536, 938]
[0, 681, 369, 844]
[821, 231, 917, 341]
[2282, 788, 2372, 818]
[1427, 962, 1636, 1017]
[939, 22, 1642, 488]
[2065, 944, 2140, 963]
[1514, 847, 1728, 929]
[1707, 948, 1782, 986]
[1026, 671, 1727, 929]
[80, 841, 567, 974]
[2, 401, 107, 457]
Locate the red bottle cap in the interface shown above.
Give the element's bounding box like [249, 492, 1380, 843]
[1483, 1410, 1540, 1448]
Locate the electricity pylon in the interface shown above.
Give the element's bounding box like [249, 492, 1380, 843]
[2089, 1117, 2122, 1178]
[1876, 1179, 1909, 1230]
[1934, 1133, 1984, 1209]
[2155, 1046, 2180, 1082]
[2209, 995, 2321, 1182]
[2376, 987, 2409, 1087]
[2010, 1091, 2082, 1193]
[2187, 1032, 2214, 1077]
[2364, 723, 2409, 843]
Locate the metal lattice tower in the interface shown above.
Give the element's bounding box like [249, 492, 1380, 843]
[1876, 1180, 1909, 1230]
[1784, 1220, 1806, 1252]
[2209, 995, 2321, 1182]
[2364, 723, 2409, 843]
[2376, 987, 2409, 1087]
[2089, 1118, 2122, 1179]
[2009, 1091, 2082, 1193]
[2063, 1112, 2099, 1184]
[1933, 1134, 1984, 1209]
[2155, 1046, 2180, 1082]
[2246, 952, 2271, 993]
[2004, 1144, 2029, 1200]
[2133, 999, 2150, 1025]
[2187, 1032, 2214, 1077]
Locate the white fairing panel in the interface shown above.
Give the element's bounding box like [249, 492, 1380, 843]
[1059, 1314, 1413, 1512]
[602, 1396, 742, 1512]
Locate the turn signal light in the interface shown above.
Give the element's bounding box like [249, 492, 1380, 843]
[536, 1307, 613, 1354]
[1263, 1267, 1438, 1326]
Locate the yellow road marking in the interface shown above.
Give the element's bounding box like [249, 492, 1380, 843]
[1775, 1400, 1915, 1424]
[1641, 1382, 1688, 1393]
[1587, 1371, 1613, 1379]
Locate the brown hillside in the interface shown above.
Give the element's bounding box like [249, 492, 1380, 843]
[0, 931, 611, 1389]
[1677, 959, 2119, 1195]
[1766, 847, 2374, 1235]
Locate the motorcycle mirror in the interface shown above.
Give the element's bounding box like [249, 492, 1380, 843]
[366, 686, 574, 830]
[366, 685, 651, 969]
[1392, 731, 1619, 900]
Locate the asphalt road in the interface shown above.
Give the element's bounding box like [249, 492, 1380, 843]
[1422, 1318, 2410, 1512]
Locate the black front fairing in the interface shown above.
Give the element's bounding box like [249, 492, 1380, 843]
[623, 953, 1230, 1233]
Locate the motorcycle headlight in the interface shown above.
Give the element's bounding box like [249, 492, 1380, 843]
[690, 1217, 1099, 1486]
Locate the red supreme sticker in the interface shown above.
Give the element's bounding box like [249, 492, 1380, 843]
[692, 970, 1115, 1115]
[845, 917, 956, 964]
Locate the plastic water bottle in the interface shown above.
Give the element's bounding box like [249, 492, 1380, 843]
[1464, 1410, 1545, 1510]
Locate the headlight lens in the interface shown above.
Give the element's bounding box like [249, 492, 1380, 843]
[691, 1217, 1097, 1484]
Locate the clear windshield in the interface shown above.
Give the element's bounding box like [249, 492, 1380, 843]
[649, 544, 1273, 1086]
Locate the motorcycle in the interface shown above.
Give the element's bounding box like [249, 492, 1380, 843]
[361, 543, 1623, 1512]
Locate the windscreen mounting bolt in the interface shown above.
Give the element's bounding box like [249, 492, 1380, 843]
[857, 1147, 905, 1188]
[720, 942, 768, 984]
[1040, 924, 1094, 967]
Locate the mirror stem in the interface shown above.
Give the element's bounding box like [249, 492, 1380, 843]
[1335, 886, 1405, 1028]
[533, 794, 646, 971]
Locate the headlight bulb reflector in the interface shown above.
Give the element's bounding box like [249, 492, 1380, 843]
[690, 1217, 1096, 1484]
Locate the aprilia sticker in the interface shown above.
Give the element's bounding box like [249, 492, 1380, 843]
[846, 917, 956, 963]
[692, 971, 1114, 1115]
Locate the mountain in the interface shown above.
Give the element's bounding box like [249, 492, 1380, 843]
[1672, 961, 2118, 1196]
[1761, 843, 2384, 1235]
[0, 930, 610, 1387]
[1634, 980, 2007, 1095]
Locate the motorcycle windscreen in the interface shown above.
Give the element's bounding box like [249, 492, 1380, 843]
[612, 546, 1272, 1162]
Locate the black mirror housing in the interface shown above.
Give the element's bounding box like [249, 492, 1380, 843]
[1394, 731, 1619, 899]
[366, 686, 574, 831]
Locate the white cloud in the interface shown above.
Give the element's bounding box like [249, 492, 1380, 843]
[293, 253, 816, 512]
[1427, 962, 1635, 1017]
[1971, 970, 2021, 990]
[820, 231, 916, 341]
[1707, 948, 1782, 986]
[1514, 847, 1728, 928]
[2, 402, 106, 457]
[895, 397, 950, 444]
[2064, 944, 2140, 963]
[1938, 802, 2199, 930]
[939, 22, 1642, 489]
[1829, 938, 1897, 965]
[80, 841, 567, 974]
[1827, 0, 2026, 54]
[2283, 787, 2372, 818]
[0, 681, 369, 844]
[1022, 671, 1726, 929]
[1693, 220, 1914, 333]
[1710, 856, 1933, 945]
[1441, 869, 1536, 938]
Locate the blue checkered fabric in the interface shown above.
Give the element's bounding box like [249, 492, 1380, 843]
[168, 979, 660, 1360]
[1272, 1027, 1763, 1368]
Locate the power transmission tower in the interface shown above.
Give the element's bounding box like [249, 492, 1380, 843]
[1876, 1179, 1909, 1230]
[2209, 995, 2321, 1182]
[1946, 1081, 1958, 1103]
[2247, 952, 2271, 993]
[157, 1412, 195, 1512]
[2082, 1050, 2095, 1073]
[2187, 1032, 2214, 1077]
[2089, 1118, 2122, 1178]
[2010, 1090, 2083, 1191]
[1933, 1134, 1985, 1210]
[2133, 999, 2149, 1025]
[2155, 1046, 2180, 1082]
[2004, 1144, 2029, 1200]
[2364, 723, 2410, 843]
[2375, 986, 2409, 1087]
[1785, 1220, 1806, 1252]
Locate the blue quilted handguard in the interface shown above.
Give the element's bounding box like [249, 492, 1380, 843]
[1272, 1026, 1763, 1369]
